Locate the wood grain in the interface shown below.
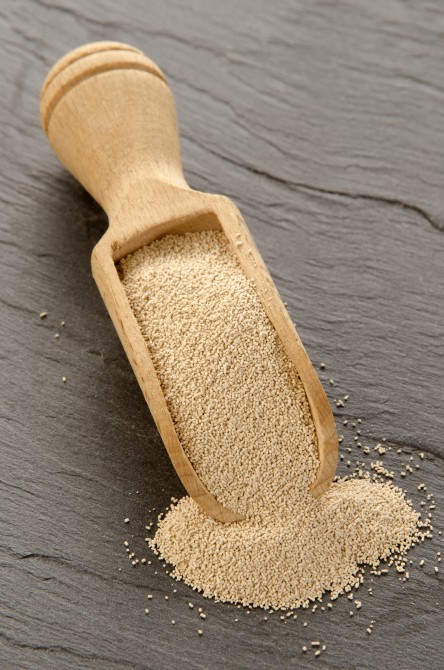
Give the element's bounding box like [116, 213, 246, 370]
[1, 1, 443, 669]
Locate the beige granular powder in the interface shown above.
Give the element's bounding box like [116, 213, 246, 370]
[120, 231, 318, 519]
[120, 231, 424, 609]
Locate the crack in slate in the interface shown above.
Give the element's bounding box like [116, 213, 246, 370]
[6, 549, 151, 593]
[188, 137, 443, 233]
[0, 632, 148, 670]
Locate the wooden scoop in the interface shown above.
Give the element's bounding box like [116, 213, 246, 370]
[40, 41, 338, 523]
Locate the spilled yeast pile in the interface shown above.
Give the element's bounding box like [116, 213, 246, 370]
[120, 231, 424, 609]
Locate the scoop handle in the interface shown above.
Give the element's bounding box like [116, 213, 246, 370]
[40, 42, 188, 217]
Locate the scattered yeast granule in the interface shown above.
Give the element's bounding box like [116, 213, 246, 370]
[149, 479, 422, 609]
[119, 231, 425, 609]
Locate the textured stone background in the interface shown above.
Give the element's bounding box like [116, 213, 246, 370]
[1, 1, 443, 668]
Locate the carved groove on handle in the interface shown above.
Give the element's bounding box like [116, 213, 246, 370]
[41, 42, 143, 96]
[42, 61, 165, 132]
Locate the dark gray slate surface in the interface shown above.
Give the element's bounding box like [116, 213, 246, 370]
[1, 1, 443, 668]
